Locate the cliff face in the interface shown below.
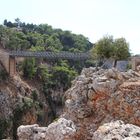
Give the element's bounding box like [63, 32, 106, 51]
[0, 61, 67, 139]
[0, 74, 49, 139]
[63, 68, 140, 138]
[17, 67, 140, 140]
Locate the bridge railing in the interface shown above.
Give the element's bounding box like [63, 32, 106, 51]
[9, 51, 91, 60]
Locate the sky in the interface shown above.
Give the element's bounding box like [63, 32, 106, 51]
[0, 0, 140, 54]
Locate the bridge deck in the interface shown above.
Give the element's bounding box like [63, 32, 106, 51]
[9, 51, 91, 60]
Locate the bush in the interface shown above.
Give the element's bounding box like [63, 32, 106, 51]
[37, 64, 52, 82]
[51, 61, 77, 90]
[31, 90, 38, 101]
[13, 97, 36, 139]
[22, 58, 36, 79]
[126, 63, 132, 70]
[0, 119, 11, 139]
[0, 68, 8, 81]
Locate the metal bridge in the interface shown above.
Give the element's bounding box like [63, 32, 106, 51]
[9, 51, 91, 60]
[0, 49, 91, 76]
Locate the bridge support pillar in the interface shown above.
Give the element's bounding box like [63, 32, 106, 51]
[131, 58, 136, 70]
[9, 56, 16, 76]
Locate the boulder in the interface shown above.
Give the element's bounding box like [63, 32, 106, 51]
[17, 118, 76, 140]
[92, 120, 140, 140]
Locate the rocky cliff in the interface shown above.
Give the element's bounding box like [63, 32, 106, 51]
[17, 67, 140, 140]
[0, 61, 67, 139]
[0, 73, 49, 139]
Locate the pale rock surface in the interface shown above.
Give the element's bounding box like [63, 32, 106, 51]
[17, 124, 40, 140]
[92, 120, 140, 140]
[63, 67, 140, 139]
[17, 118, 76, 140]
[45, 118, 76, 140]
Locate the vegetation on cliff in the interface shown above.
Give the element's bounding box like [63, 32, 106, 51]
[1, 18, 92, 52]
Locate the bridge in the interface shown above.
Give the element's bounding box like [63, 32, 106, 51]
[9, 51, 90, 60]
[0, 50, 91, 76]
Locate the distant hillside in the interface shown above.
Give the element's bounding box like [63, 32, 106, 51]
[0, 19, 93, 52]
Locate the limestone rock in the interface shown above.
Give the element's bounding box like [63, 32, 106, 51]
[45, 118, 76, 140]
[63, 67, 140, 139]
[17, 124, 40, 140]
[0, 89, 13, 119]
[17, 118, 76, 140]
[92, 120, 140, 140]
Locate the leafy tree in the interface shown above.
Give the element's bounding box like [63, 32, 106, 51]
[0, 25, 8, 47]
[22, 58, 36, 79]
[6, 30, 30, 50]
[113, 38, 130, 60]
[2, 19, 92, 53]
[15, 18, 21, 28]
[112, 38, 130, 66]
[36, 24, 53, 35]
[59, 31, 74, 51]
[27, 32, 44, 47]
[30, 46, 45, 51]
[73, 34, 92, 52]
[51, 61, 77, 90]
[3, 19, 7, 26]
[92, 35, 130, 66]
[37, 64, 52, 82]
[93, 35, 114, 60]
[45, 34, 63, 51]
[6, 22, 15, 28]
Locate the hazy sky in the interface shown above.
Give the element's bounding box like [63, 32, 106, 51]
[0, 0, 140, 54]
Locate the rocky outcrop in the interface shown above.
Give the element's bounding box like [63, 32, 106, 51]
[17, 118, 76, 140]
[92, 120, 140, 140]
[17, 67, 140, 140]
[17, 120, 140, 140]
[0, 75, 48, 139]
[64, 67, 140, 139]
[0, 63, 66, 139]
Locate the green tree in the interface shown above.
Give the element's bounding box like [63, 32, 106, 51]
[36, 24, 53, 35]
[27, 32, 44, 47]
[37, 64, 52, 82]
[0, 25, 8, 47]
[113, 37, 130, 60]
[30, 46, 45, 51]
[91, 35, 130, 67]
[22, 58, 36, 79]
[93, 35, 114, 59]
[15, 18, 21, 28]
[45, 34, 63, 51]
[51, 61, 77, 90]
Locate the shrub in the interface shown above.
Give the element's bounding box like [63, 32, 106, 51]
[37, 64, 52, 82]
[0, 68, 8, 81]
[31, 90, 38, 101]
[22, 58, 36, 79]
[0, 119, 11, 139]
[51, 61, 77, 90]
